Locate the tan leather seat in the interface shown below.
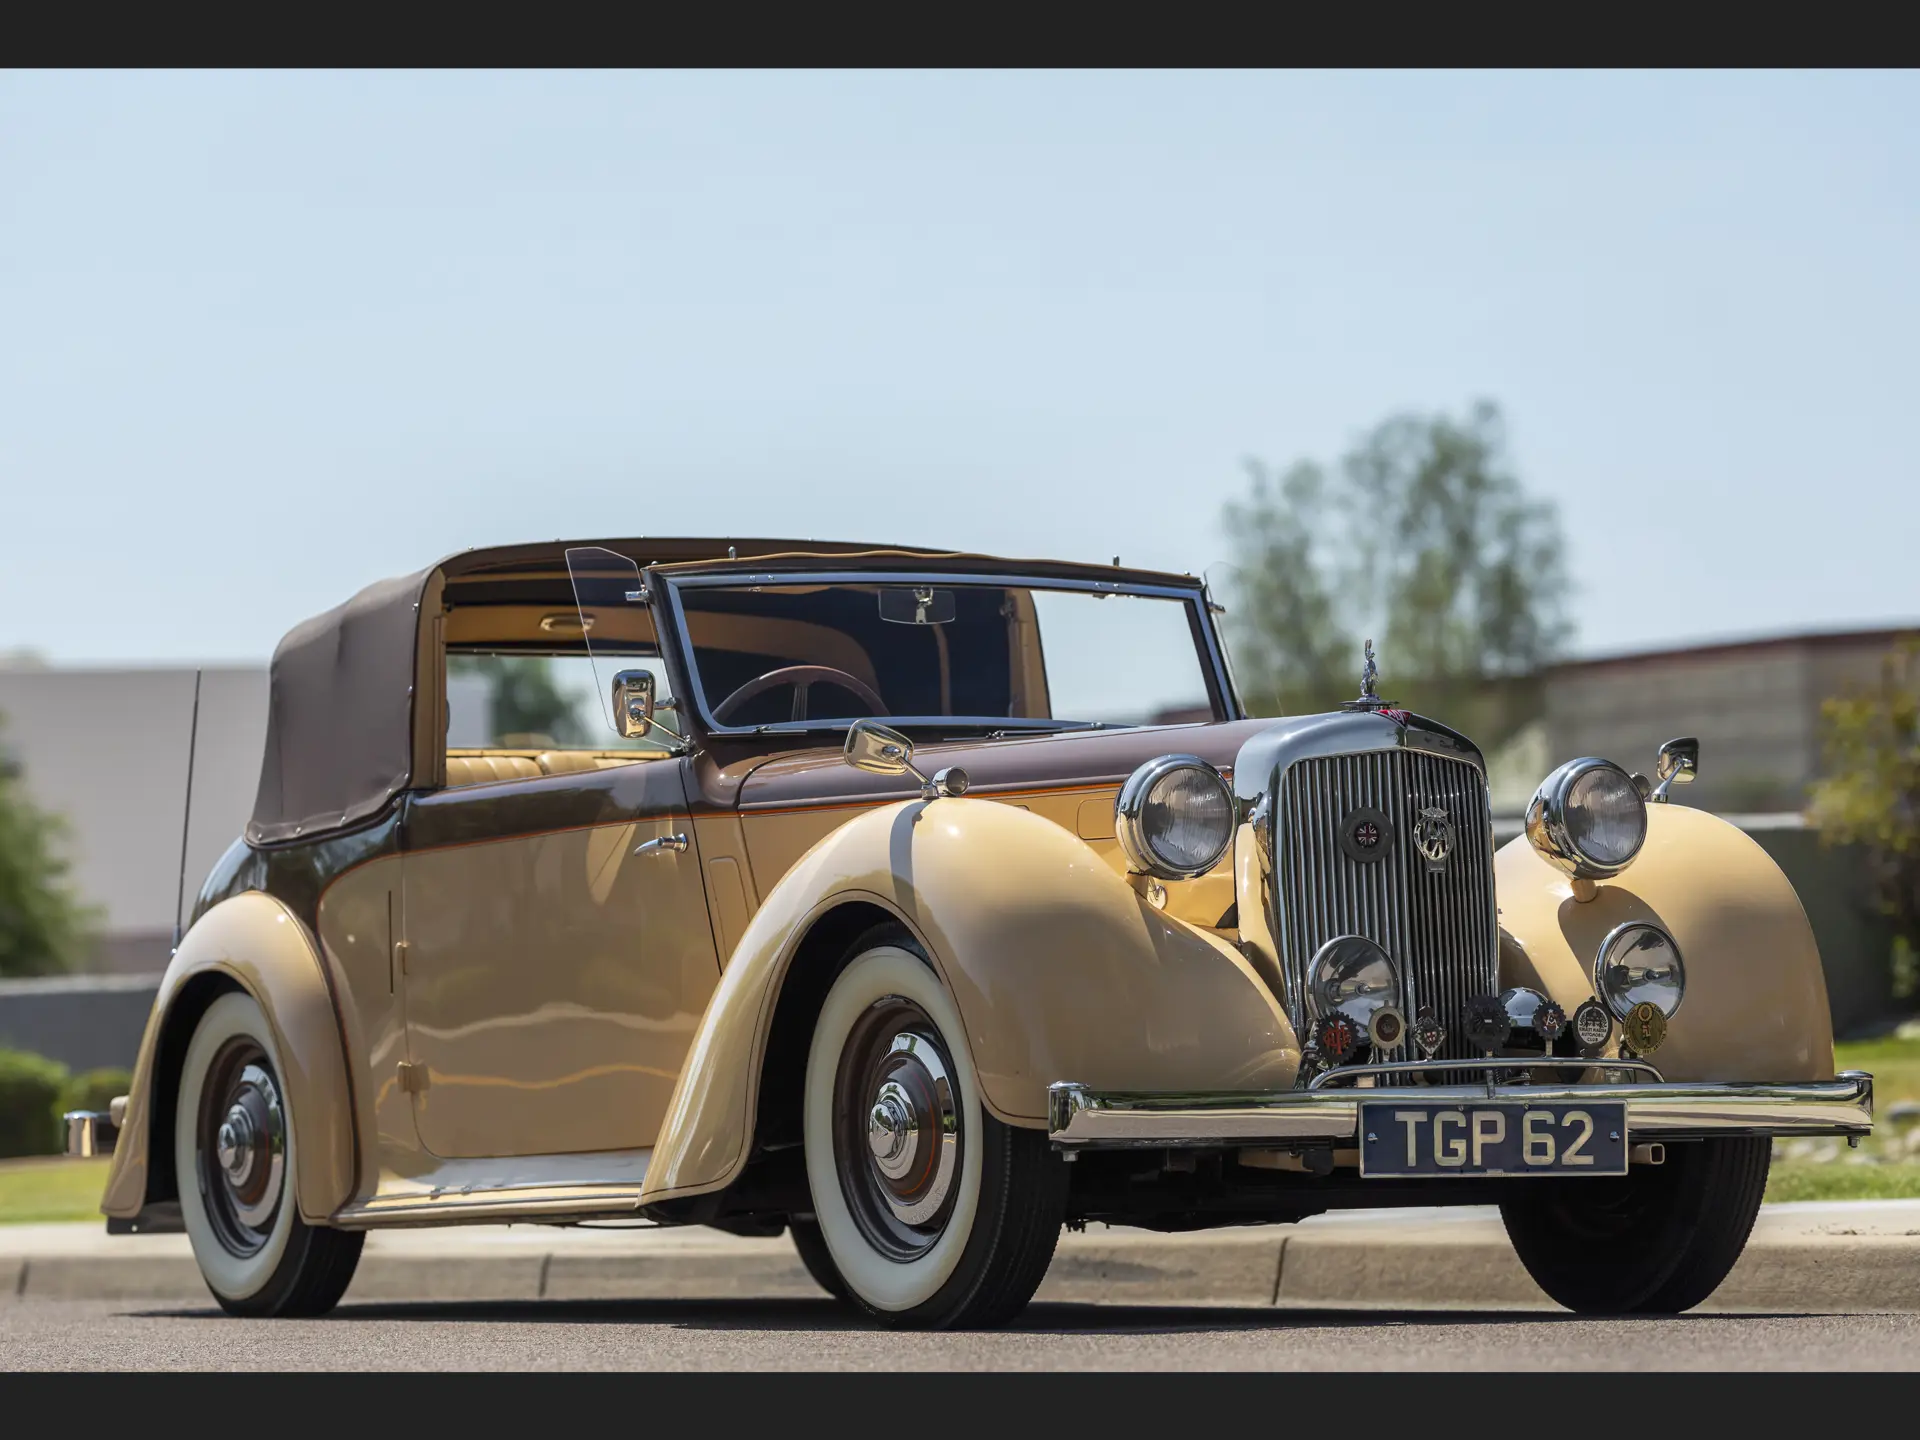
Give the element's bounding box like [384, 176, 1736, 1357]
[445, 754, 543, 788]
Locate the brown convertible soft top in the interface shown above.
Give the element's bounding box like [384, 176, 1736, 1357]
[246, 537, 1207, 846]
[248, 566, 437, 845]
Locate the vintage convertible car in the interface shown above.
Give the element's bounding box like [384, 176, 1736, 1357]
[68, 538, 1873, 1327]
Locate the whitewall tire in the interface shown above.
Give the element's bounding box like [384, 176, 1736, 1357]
[803, 941, 1068, 1328]
[175, 991, 363, 1317]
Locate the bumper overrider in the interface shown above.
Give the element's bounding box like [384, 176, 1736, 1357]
[1047, 1065, 1874, 1153]
[62, 1097, 127, 1158]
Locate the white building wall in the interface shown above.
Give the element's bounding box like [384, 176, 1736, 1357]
[0, 665, 268, 970]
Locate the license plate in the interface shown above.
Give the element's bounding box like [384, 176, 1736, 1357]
[1359, 1101, 1628, 1177]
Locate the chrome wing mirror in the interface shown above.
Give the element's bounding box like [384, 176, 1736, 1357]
[843, 719, 969, 799]
[612, 669, 656, 739]
[1651, 736, 1698, 803]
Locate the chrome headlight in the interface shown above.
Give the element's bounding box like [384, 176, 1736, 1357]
[1307, 935, 1401, 1021]
[1594, 922, 1685, 1019]
[1115, 754, 1234, 880]
[1525, 757, 1648, 880]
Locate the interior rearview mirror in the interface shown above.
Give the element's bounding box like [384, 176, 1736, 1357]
[878, 587, 956, 625]
[612, 669, 656, 739]
[844, 718, 916, 775]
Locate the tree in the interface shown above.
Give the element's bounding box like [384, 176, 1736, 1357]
[1808, 638, 1920, 1001]
[0, 715, 97, 977]
[1221, 399, 1572, 743]
[451, 656, 588, 747]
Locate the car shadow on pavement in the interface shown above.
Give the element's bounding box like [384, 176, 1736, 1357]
[125, 1296, 1819, 1332]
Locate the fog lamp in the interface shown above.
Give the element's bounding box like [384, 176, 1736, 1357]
[1306, 936, 1401, 1025]
[1593, 922, 1685, 1020]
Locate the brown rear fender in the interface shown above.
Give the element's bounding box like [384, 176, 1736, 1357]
[1495, 803, 1834, 1082]
[101, 891, 359, 1224]
[641, 796, 1301, 1205]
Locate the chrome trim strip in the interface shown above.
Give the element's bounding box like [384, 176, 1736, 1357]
[654, 569, 1241, 738]
[1047, 1071, 1875, 1149]
[1307, 1057, 1665, 1090]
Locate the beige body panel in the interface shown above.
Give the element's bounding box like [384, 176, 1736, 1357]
[400, 811, 722, 1159]
[101, 892, 358, 1223]
[1495, 803, 1834, 1081]
[313, 855, 414, 1204]
[642, 796, 1300, 1204]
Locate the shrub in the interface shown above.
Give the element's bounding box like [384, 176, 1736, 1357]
[0, 1048, 70, 1158]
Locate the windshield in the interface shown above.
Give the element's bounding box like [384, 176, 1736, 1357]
[666, 577, 1220, 731]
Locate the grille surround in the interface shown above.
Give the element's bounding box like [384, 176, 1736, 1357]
[1269, 748, 1499, 1062]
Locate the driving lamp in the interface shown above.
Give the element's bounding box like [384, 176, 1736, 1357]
[1306, 935, 1402, 1023]
[1525, 757, 1649, 880]
[1115, 755, 1234, 880]
[1593, 922, 1686, 1021]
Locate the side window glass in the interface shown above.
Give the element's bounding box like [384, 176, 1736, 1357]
[446, 652, 677, 751]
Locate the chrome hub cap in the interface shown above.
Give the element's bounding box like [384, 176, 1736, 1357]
[196, 1044, 286, 1255]
[834, 998, 964, 1260]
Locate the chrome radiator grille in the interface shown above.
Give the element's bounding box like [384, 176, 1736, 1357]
[1272, 749, 1498, 1060]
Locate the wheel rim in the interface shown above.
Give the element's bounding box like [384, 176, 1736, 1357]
[195, 1037, 286, 1258]
[832, 995, 963, 1261]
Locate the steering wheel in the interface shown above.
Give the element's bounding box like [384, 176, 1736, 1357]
[711, 665, 887, 724]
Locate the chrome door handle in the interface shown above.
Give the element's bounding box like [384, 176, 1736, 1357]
[633, 833, 690, 856]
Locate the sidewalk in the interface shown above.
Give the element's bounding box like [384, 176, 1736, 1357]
[6, 1201, 1918, 1311]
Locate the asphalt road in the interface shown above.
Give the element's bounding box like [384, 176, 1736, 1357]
[7, 1296, 1920, 1370]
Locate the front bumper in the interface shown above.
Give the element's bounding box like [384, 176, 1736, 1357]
[1047, 1069, 1874, 1152]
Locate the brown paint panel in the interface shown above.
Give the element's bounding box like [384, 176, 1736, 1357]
[734, 718, 1268, 812]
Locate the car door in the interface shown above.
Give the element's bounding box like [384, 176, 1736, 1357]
[399, 754, 721, 1160]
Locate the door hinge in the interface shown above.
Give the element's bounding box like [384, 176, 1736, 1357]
[393, 940, 410, 976]
[397, 1061, 429, 1094]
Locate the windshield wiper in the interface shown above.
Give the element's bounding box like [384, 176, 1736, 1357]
[984, 721, 1107, 740]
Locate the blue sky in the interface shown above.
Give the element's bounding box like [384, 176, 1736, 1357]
[3, 70, 1915, 665]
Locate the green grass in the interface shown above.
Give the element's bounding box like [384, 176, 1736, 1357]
[1834, 1034, 1920, 1106]
[1761, 1034, 1920, 1202]
[0, 1158, 110, 1224]
[1765, 1160, 1920, 1203]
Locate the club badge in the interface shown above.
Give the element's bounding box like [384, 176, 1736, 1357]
[1411, 803, 1454, 872]
[1412, 1005, 1447, 1059]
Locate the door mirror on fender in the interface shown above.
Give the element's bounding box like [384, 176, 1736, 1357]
[612, 669, 656, 738]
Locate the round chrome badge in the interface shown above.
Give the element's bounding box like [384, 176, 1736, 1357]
[1338, 806, 1394, 864]
[1572, 998, 1612, 1058]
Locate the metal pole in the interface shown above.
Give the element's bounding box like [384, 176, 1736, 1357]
[173, 669, 203, 952]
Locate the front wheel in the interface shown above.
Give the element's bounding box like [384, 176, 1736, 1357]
[175, 991, 365, 1317]
[803, 942, 1068, 1328]
[1500, 1136, 1770, 1314]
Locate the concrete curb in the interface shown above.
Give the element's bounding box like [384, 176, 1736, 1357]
[6, 1205, 1919, 1312]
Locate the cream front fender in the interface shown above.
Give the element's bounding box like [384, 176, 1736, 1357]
[642, 797, 1300, 1205]
[101, 892, 359, 1224]
[1495, 804, 1835, 1082]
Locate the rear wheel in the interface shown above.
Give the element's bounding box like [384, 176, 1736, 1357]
[803, 942, 1068, 1328]
[175, 992, 364, 1317]
[1500, 1136, 1770, 1314]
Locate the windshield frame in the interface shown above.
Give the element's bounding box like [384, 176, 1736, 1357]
[652, 566, 1242, 740]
